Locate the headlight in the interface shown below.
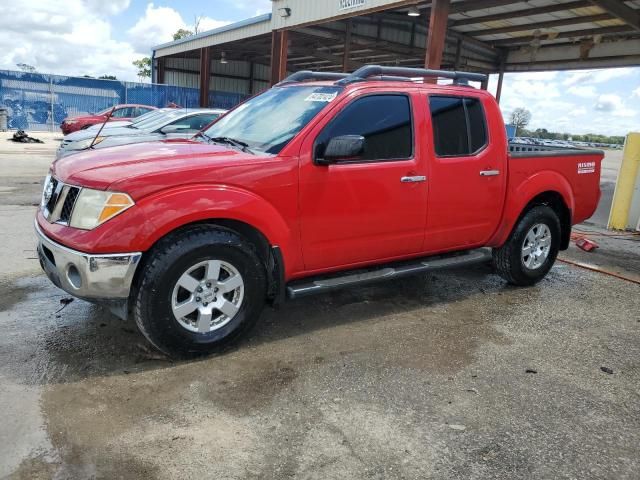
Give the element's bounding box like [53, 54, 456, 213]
[65, 120, 78, 124]
[69, 189, 134, 230]
[70, 136, 106, 150]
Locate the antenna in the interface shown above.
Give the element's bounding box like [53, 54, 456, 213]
[88, 105, 116, 150]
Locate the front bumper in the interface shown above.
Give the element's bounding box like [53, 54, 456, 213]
[35, 221, 142, 301]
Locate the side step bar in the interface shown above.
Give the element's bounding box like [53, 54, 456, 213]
[286, 248, 492, 299]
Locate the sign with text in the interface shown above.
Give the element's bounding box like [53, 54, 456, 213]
[339, 0, 366, 11]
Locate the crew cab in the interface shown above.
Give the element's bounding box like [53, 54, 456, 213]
[60, 104, 157, 135]
[35, 66, 603, 357]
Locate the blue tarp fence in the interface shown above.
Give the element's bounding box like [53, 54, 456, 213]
[0, 70, 248, 131]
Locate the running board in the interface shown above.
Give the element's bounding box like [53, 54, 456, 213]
[286, 248, 492, 299]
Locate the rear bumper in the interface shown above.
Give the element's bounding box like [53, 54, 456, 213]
[35, 220, 141, 300]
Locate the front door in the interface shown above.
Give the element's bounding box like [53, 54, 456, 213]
[298, 92, 428, 271]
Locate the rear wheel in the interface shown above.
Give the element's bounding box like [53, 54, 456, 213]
[493, 205, 561, 286]
[133, 225, 267, 358]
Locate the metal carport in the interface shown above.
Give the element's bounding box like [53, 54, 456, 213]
[151, 0, 640, 106]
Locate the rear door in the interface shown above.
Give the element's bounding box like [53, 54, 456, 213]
[298, 91, 429, 271]
[424, 94, 507, 252]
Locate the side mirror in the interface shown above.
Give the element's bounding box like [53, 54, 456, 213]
[317, 135, 365, 165]
[160, 124, 188, 134]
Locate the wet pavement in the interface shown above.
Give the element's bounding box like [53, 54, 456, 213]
[1, 135, 639, 479]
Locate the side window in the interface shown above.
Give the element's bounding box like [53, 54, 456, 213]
[465, 98, 487, 152]
[112, 107, 135, 118]
[429, 96, 487, 157]
[188, 113, 219, 130]
[315, 94, 412, 162]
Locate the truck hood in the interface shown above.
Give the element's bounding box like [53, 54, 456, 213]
[52, 139, 264, 199]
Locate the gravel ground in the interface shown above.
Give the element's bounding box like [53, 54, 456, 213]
[0, 132, 638, 479]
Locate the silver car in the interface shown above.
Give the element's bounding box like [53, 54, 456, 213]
[57, 108, 226, 158]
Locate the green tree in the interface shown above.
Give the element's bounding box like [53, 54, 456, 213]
[509, 108, 532, 136]
[173, 29, 193, 40]
[98, 75, 117, 80]
[132, 57, 151, 81]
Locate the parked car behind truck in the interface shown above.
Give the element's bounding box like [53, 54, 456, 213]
[60, 104, 157, 134]
[35, 65, 603, 357]
[57, 108, 226, 158]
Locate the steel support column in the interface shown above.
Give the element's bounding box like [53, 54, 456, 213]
[343, 20, 353, 72]
[425, 0, 451, 70]
[270, 29, 289, 85]
[157, 57, 166, 84]
[199, 47, 211, 107]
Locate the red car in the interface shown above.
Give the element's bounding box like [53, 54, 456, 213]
[59, 104, 157, 135]
[36, 65, 603, 357]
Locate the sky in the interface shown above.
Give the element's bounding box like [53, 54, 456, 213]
[0, 0, 638, 136]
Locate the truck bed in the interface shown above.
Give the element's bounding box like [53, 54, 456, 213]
[506, 143, 604, 226]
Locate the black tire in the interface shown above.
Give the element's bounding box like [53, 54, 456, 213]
[493, 205, 561, 286]
[133, 225, 267, 358]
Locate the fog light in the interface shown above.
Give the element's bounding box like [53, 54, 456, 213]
[67, 264, 82, 289]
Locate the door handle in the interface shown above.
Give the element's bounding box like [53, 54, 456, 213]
[401, 175, 427, 183]
[480, 170, 500, 177]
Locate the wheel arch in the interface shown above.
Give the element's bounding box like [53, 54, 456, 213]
[131, 218, 285, 308]
[489, 171, 574, 250]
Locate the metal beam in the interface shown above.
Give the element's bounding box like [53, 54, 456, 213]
[270, 29, 289, 85]
[468, 13, 613, 37]
[449, 0, 523, 14]
[451, 1, 592, 27]
[343, 19, 353, 72]
[588, 0, 640, 31]
[490, 25, 633, 46]
[426, 0, 451, 69]
[198, 47, 211, 107]
[157, 57, 166, 84]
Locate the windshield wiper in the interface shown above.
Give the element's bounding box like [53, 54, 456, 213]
[208, 136, 254, 154]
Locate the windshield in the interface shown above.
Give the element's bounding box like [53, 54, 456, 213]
[202, 85, 342, 154]
[130, 109, 167, 125]
[134, 109, 187, 131]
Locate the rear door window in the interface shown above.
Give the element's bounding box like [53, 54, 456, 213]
[429, 96, 487, 157]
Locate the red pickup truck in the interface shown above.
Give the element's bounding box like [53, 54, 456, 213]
[36, 66, 603, 357]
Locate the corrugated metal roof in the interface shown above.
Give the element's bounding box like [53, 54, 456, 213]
[154, 14, 272, 56]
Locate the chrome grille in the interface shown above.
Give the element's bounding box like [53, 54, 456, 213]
[42, 176, 81, 226]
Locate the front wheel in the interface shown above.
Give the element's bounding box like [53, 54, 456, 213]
[493, 205, 561, 286]
[133, 225, 267, 358]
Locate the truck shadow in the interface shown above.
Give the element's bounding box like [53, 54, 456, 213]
[1, 262, 520, 386]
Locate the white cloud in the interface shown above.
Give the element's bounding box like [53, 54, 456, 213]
[568, 85, 597, 98]
[85, 0, 131, 15]
[595, 94, 637, 117]
[563, 68, 635, 86]
[127, 4, 231, 52]
[127, 3, 187, 52]
[0, 0, 139, 80]
[232, 0, 272, 15]
[490, 69, 640, 136]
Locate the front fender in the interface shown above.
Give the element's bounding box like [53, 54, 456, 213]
[133, 184, 300, 274]
[488, 170, 574, 247]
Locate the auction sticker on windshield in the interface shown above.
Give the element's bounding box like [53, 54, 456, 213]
[305, 92, 338, 102]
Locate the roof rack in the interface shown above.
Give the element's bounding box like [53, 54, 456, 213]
[276, 71, 350, 85]
[276, 65, 488, 88]
[335, 65, 488, 86]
